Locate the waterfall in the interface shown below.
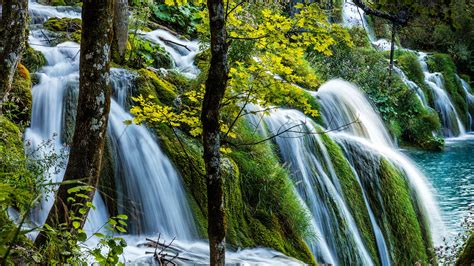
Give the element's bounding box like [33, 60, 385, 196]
[316, 80, 445, 244]
[418, 53, 466, 137]
[25, 2, 108, 232]
[393, 66, 428, 107]
[457, 75, 474, 131]
[24, 2, 305, 264]
[248, 80, 445, 265]
[107, 69, 196, 239]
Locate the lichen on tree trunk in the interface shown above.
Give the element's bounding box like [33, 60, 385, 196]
[34, 0, 114, 247]
[0, 0, 28, 113]
[201, 0, 228, 264]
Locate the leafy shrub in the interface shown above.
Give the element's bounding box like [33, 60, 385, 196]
[150, 3, 202, 38]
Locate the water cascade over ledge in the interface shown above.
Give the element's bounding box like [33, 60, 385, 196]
[248, 80, 444, 265]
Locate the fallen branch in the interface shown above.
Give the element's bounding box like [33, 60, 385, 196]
[158, 36, 191, 52]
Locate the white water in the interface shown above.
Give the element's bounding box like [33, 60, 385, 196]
[143, 30, 200, 79]
[107, 69, 196, 239]
[260, 108, 374, 266]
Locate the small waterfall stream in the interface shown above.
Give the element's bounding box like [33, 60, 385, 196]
[418, 52, 466, 137]
[457, 75, 474, 131]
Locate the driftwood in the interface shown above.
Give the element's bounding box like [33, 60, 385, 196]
[144, 235, 191, 266]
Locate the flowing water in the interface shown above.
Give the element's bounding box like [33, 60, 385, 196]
[405, 134, 474, 239]
[458, 75, 474, 131]
[247, 80, 447, 265]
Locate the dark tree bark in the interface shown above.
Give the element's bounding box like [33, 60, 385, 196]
[0, 0, 28, 113]
[352, 0, 409, 26]
[201, 0, 228, 265]
[35, 0, 114, 247]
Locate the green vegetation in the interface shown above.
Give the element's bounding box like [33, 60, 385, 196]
[134, 68, 178, 106]
[456, 233, 474, 266]
[311, 30, 443, 150]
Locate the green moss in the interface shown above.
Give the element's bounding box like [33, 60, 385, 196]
[22, 46, 47, 73]
[456, 233, 474, 266]
[39, 0, 81, 6]
[124, 37, 173, 69]
[0, 116, 23, 154]
[43, 17, 82, 44]
[134, 69, 178, 106]
[378, 159, 431, 265]
[3, 64, 33, 127]
[319, 133, 380, 264]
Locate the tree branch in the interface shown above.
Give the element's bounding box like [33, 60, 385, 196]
[352, 0, 409, 26]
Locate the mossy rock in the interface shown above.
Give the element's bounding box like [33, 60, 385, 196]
[62, 79, 79, 145]
[22, 46, 47, 73]
[378, 158, 432, 264]
[456, 233, 474, 266]
[320, 133, 380, 264]
[3, 64, 33, 126]
[38, 0, 82, 6]
[339, 140, 433, 264]
[134, 68, 178, 106]
[43, 17, 82, 44]
[153, 120, 315, 264]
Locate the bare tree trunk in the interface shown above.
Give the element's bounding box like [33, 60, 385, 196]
[201, 0, 228, 265]
[35, 0, 114, 247]
[0, 0, 28, 113]
[389, 22, 396, 80]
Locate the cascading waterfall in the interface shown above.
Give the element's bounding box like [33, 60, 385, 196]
[24, 1, 305, 264]
[457, 75, 474, 131]
[418, 52, 466, 137]
[248, 80, 445, 265]
[24, 5, 109, 231]
[259, 109, 375, 266]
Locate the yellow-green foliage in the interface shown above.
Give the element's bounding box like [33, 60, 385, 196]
[3, 64, 33, 126]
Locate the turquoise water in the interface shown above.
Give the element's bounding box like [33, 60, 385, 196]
[404, 134, 474, 237]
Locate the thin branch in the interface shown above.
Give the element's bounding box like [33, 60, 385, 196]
[352, 0, 409, 26]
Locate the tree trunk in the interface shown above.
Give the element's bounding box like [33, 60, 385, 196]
[0, 0, 28, 113]
[112, 0, 129, 63]
[34, 0, 114, 247]
[201, 0, 228, 265]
